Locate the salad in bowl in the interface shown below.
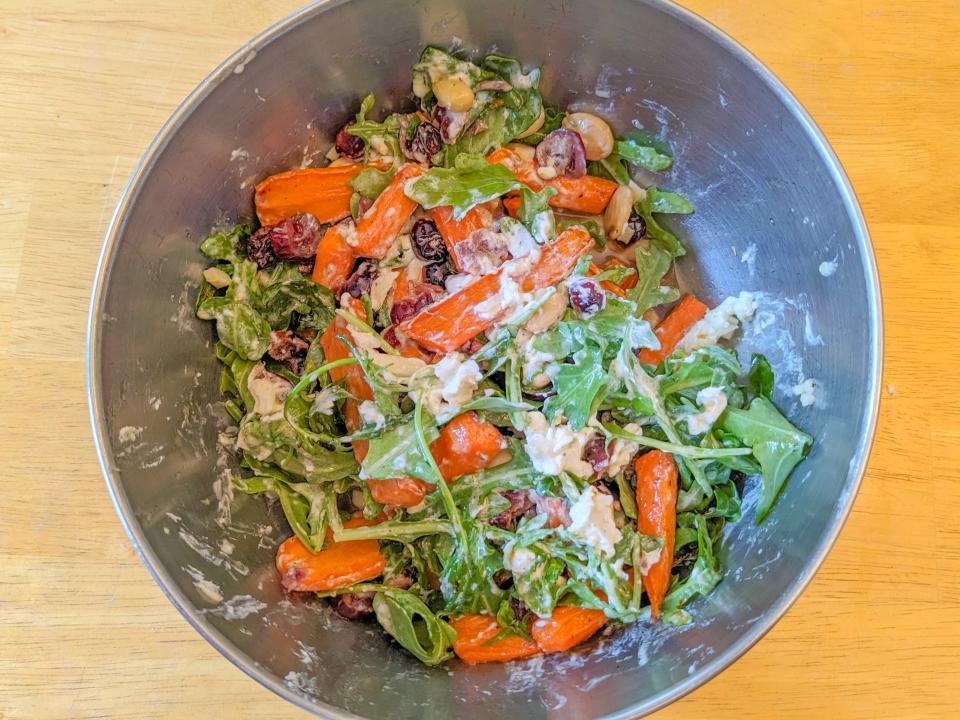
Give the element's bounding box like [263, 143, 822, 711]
[194, 46, 812, 666]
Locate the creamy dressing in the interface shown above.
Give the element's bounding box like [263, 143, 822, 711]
[678, 291, 758, 352]
[684, 386, 728, 434]
[247, 363, 292, 416]
[523, 411, 595, 478]
[605, 422, 641, 477]
[369, 267, 398, 310]
[791, 377, 818, 407]
[311, 387, 337, 416]
[358, 400, 386, 429]
[567, 485, 622, 557]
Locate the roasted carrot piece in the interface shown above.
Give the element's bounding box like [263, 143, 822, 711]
[430, 205, 494, 271]
[255, 164, 373, 226]
[399, 226, 593, 352]
[312, 224, 357, 293]
[275, 518, 386, 592]
[531, 606, 608, 653]
[449, 614, 541, 664]
[430, 412, 506, 482]
[634, 450, 678, 619]
[604, 257, 638, 290]
[367, 477, 434, 507]
[350, 163, 424, 259]
[636, 294, 708, 364]
[502, 195, 521, 219]
[487, 147, 617, 214]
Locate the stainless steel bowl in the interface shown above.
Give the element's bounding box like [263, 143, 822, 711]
[87, 0, 881, 717]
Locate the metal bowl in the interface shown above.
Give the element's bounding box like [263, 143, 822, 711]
[87, 0, 881, 717]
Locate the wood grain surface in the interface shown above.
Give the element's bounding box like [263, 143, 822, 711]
[1, 1, 958, 718]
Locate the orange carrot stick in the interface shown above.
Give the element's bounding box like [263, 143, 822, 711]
[275, 518, 386, 592]
[430, 205, 494, 271]
[350, 163, 424, 259]
[255, 164, 380, 226]
[531, 606, 608, 653]
[399, 226, 593, 352]
[430, 412, 506, 482]
[487, 147, 617, 214]
[320, 302, 435, 507]
[449, 614, 541, 664]
[502, 196, 521, 219]
[588, 261, 627, 298]
[634, 450, 678, 619]
[636, 294, 708, 364]
[311, 224, 357, 292]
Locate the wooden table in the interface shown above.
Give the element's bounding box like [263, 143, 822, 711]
[2, 1, 957, 717]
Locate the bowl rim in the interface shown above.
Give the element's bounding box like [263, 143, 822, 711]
[86, 0, 883, 717]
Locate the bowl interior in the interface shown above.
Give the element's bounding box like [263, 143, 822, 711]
[90, 0, 879, 717]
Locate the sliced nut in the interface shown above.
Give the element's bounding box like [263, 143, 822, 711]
[203, 266, 232, 289]
[604, 185, 635, 242]
[523, 289, 568, 333]
[562, 112, 615, 161]
[506, 142, 536, 164]
[328, 157, 357, 167]
[515, 106, 546, 139]
[536, 165, 558, 180]
[432, 76, 475, 113]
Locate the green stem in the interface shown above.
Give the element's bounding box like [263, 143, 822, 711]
[601, 422, 753, 459]
[283, 357, 359, 443]
[336, 308, 398, 355]
[333, 519, 452, 542]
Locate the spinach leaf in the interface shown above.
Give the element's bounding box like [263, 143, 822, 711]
[721, 397, 813, 522]
[200, 224, 250, 265]
[645, 187, 694, 214]
[543, 340, 605, 430]
[404, 154, 520, 219]
[255, 263, 335, 330]
[515, 105, 565, 146]
[588, 150, 631, 186]
[362, 418, 441, 484]
[617, 131, 673, 172]
[196, 296, 270, 360]
[747, 353, 775, 400]
[372, 588, 456, 665]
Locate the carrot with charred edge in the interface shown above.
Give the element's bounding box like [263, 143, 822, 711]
[275, 518, 386, 592]
[430, 205, 493, 271]
[255, 164, 382, 226]
[350, 163, 424, 259]
[531, 606, 608, 653]
[399, 226, 593, 352]
[312, 224, 357, 292]
[637, 294, 708, 364]
[449, 614, 541, 664]
[487, 147, 617, 214]
[634, 450, 678, 619]
[588, 261, 627, 298]
[430, 412, 506, 482]
[319, 306, 434, 506]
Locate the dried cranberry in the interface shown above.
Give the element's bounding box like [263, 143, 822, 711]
[583, 436, 609, 476]
[270, 213, 324, 261]
[335, 123, 365, 160]
[456, 336, 485, 355]
[341, 260, 379, 299]
[390, 283, 443, 325]
[535, 128, 587, 179]
[510, 597, 529, 621]
[455, 228, 509, 275]
[493, 569, 513, 589]
[357, 196, 374, 218]
[432, 105, 467, 144]
[410, 219, 448, 262]
[382, 325, 401, 349]
[267, 330, 310, 373]
[568, 278, 605, 315]
[490, 490, 535, 530]
[246, 226, 278, 269]
[620, 211, 647, 245]
[401, 116, 443, 163]
[424, 259, 455, 287]
[332, 592, 374, 619]
[534, 495, 570, 529]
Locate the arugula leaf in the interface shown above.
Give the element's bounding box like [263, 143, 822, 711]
[543, 340, 605, 430]
[617, 131, 673, 172]
[580, 295, 659, 353]
[588, 149, 631, 186]
[645, 187, 694, 214]
[634, 193, 688, 258]
[628, 241, 677, 313]
[362, 418, 441, 484]
[747, 353, 775, 400]
[372, 588, 456, 665]
[721, 397, 813, 522]
[661, 514, 722, 616]
[349, 165, 396, 199]
[255, 263, 336, 330]
[404, 154, 520, 219]
[196, 296, 270, 360]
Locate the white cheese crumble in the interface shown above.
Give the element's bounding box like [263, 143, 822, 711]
[684, 386, 728, 434]
[499, 217, 538, 259]
[358, 400, 386, 429]
[567, 485, 622, 557]
[445, 272, 480, 294]
[433, 352, 482, 407]
[819, 260, 838, 277]
[530, 211, 555, 245]
[369, 352, 427, 379]
[605, 422, 641, 477]
[518, 330, 557, 383]
[474, 255, 543, 323]
[523, 411, 595, 478]
[338, 218, 359, 248]
[792, 377, 818, 407]
[247, 363, 292, 416]
[311, 387, 337, 416]
[503, 546, 537, 576]
[677, 291, 758, 352]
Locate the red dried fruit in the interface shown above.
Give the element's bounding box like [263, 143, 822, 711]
[332, 592, 374, 619]
[489, 490, 535, 530]
[341, 260, 379, 299]
[411, 218, 448, 262]
[535, 128, 587, 179]
[246, 226, 278, 269]
[389, 283, 443, 325]
[583, 436, 609, 475]
[268, 330, 310, 373]
[568, 277, 605, 315]
[270, 213, 324, 261]
[335, 123, 365, 160]
[454, 228, 509, 275]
